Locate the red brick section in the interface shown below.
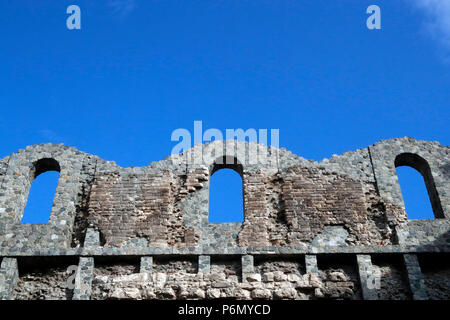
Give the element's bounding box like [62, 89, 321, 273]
[171, 168, 208, 247]
[88, 168, 208, 247]
[239, 172, 271, 246]
[281, 166, 368, 244]
[88, 171, 173, 246]
[239, 165, 405, 247]
[88, 164, 403, 248]
[280, 166, 407, 246]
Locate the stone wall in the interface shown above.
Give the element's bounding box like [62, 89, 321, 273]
[86, 255, 363, 300]
[11, 257, 78, 300]
[371, 255, 410, 300]
[0, 137, 448, 299]
[419, 253, 450, 300]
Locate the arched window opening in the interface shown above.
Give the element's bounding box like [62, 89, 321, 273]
[21, 158, 61, 224]
[209, 156, 244, 223]
[395, 153, 444, 219]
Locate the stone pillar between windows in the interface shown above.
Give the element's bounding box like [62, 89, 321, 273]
[403, 254, 428, 300]
[73, 227, 98, 300]
[198, 255, 210, 274]
[356, 254, 379, 300]
[305, 255, 318, 274]
[242, 255, 255, 282]
[140, 256, 153, 274]
[0, 258, 18, 300]
[73, 257, 94, 300]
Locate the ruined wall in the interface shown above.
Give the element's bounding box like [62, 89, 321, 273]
[418, 253, 450, 300]
[371, 255, 410, 300]
[0, 138, 448, 300]
[88, 171, 176, 247]
[13, 258, 77, 300]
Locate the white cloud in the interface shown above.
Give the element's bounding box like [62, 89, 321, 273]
[107, 0, 137, 19]
[412, 0, 450, 58]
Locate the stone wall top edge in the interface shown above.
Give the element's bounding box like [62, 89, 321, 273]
[370, 136, 449, 150]
[0, 155, 10, 163]
[318, 137, 448, 162]
[1, 137, 447, 171]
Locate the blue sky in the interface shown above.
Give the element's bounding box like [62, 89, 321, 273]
[1, 1, 448, 223]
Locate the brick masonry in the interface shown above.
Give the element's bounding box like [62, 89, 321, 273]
[0, 137, 448, 299]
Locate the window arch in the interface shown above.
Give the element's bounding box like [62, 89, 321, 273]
[209, 156, 244, 223]
[395, 153, 444, 219]
[21, 158, 61, 224]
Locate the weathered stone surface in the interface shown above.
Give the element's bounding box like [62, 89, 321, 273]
[251, 288, 272, 299]
[273, 288, 297, 300]
[13, 264, 73, 300]
[206, 288, 221, 299]
[263, 272, 274, 282]
[0, 138, 448, 300]
[246, 273, 262, 282]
